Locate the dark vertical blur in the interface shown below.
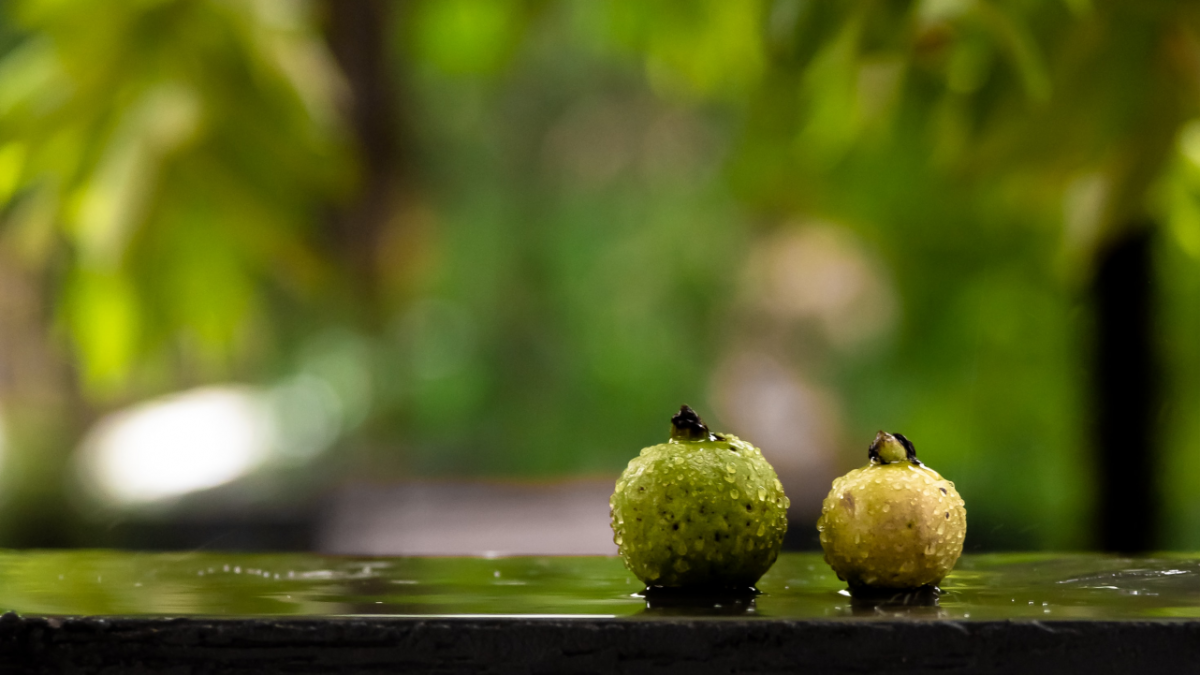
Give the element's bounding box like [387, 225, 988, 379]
[1095, 227, 1158, 553]
[325, 0, 402, 315]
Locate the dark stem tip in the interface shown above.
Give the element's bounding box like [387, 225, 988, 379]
[867, 431, 920, 465]
[670, 405, 710, 442]
[893, 432, 919, 463]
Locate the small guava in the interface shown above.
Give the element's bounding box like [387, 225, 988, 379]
[817, 431, 966, 590]
[610, 405, 790, 588]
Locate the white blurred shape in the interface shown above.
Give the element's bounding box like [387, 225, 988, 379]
[319, 480, 618, 556]
[79, 386, 273, 505]
[300, 330, 374, 429]
[268, 374, 343, 463]
[709, 352, 840, 515]
[1062, 172, 1107, 260]
[1180, 119, 1200, 168]
[748, 223, 896, 351]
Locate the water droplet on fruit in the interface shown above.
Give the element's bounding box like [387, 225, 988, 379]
[757, 487, 766, 501]
[725, 464, 736, 473]
[615, 481, 624, 493]
[673, 456, 684, 465]
[730, 489, 739, 499]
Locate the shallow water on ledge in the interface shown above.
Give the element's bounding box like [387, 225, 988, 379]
[2, 551, 1200, 620]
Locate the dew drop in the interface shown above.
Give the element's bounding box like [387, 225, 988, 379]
[730, 489, 739, 499]
[757, 487, 766, 501]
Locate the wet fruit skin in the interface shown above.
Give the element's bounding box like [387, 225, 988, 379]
[610, 406, 789, 588]
[817, 431, 966, 590]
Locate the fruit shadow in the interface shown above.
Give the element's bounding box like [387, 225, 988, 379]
[844, 585, 946, 618]
[637, 586, 759, 617]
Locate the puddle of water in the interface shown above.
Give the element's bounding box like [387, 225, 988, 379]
[3, 551, 1200, 620]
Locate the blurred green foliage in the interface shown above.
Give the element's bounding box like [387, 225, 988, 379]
[0, 0, 350, 394]
[4, 0, 1200, 551]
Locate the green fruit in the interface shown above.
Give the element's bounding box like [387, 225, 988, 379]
[817, 431, 967, 590]
[610, 405, 790, 588]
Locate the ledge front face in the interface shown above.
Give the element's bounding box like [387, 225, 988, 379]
[3, 615, 1200, 675]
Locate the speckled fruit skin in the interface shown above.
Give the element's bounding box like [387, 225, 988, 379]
[817, 461, 966, 589]
[610, 434, 789, 588]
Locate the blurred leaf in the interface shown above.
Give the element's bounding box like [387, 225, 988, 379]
[0, 0, 352, 398]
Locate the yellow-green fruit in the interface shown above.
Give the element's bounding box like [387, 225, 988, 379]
[610, 406, 789, 588]
[817, 431, 966, 590]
